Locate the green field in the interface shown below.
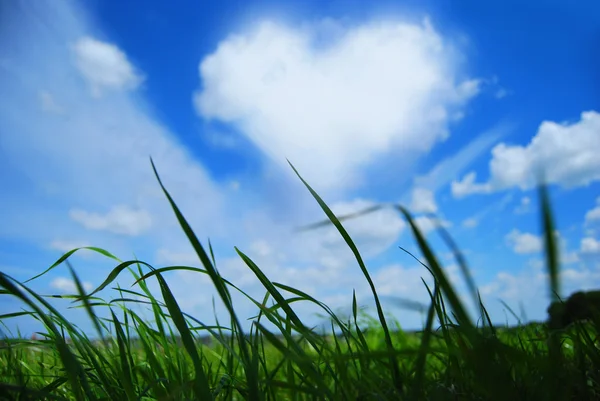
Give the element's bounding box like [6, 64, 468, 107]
[1, 160, 599, 400]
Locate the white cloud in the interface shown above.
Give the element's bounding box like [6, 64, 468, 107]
[495, 88, 510, 99]
[50, 239, 90, 252]
[462, 217, 478, 228]
[486, 75, 511, 100]
[38, 90, 64, 114]
[155, 248, 201, 266]
[581, 237, 600, 254]
[451, 172, 491, 198]
[585, 197, 600, 225]
[452, 111, 600, 196]
[505, 229, 543, 255]
[410, 188, 437, 213]
[72, 36, 143, 97]
[194, 18, 479, 192]
[249, 239, 273, 258]
[562, 251, 580, 265]
[453, 192, 513, 236]
[373, 264, 437, 298]
[229, 180, 240, 191]
[413, 215, 451, 235]
[514, 196, 531, 215]
[483, 264, 600, 303]
[203, 129, 239, 149]
[475, 249, 600, 325]
[505, 229, 575, 260]
[50, 277, 93, 294]
[317, 198, 407, 258]
[69, 205, 152, 236]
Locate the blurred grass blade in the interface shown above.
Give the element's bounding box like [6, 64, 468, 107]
[428, 212, 480, 316]
[294, 204, 389, 232]
[539, 183, 560, 302]
[539, 182, 564, 401]
[66, 260, 107, 345]
[396, 205, 474, 332]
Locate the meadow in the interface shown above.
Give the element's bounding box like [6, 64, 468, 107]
[1, 159, 599, 400]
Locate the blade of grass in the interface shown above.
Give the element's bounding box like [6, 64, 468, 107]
[110, 309, 137, 401]
[428, 212, 481, 320]
[539, 182, 564, 401]
[66, 260, 107, 345]
[0, 272, 93, 401]
[254, 322, 335, 399]
[410, 279, 440, 400]
[287, 159, 403, 396]
[153, 269, 213, 399]
[150, 157, 260, 401]
[25, 247, 121, 283]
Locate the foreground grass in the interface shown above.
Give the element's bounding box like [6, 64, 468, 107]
[1, 159, 599, 400]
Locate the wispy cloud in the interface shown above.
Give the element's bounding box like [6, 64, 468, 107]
[410, 188, 438, 214]
[456, 192, 513, 233]
[413, 121, 511, 195]
[49, 239, 91, 253]
[505, 229, 543, 255]
[72, 36, 144, 97]
[581, 237, 600, 254]
[69, 205, 153, 236]
[38, 90, 65, 114]
[50, 277, 93, 294]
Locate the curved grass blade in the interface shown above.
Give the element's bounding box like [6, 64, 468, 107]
[235, 249, 307, 332]
[153, 270, 213, 399]
[110, 310, 137, 401]
[287, 159, 403, 396]
[293, 204, 390, 232]
[25, 247, 121, 283]
[150, 157, 260, 401]
[273, 282, 357, 340]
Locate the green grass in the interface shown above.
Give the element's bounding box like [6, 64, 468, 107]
[1, 158, 600, 400]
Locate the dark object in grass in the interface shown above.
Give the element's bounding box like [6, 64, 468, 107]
[547, 290, 600, 330]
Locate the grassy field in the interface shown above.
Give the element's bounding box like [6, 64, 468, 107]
[1, 159, 600, 400]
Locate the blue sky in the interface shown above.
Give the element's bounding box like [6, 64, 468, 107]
[0, 0, 599, 337]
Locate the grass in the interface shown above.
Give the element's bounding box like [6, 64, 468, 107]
[1, 158, 600, 400]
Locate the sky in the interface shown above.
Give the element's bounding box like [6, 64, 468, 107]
[0, 0, 599, 338]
